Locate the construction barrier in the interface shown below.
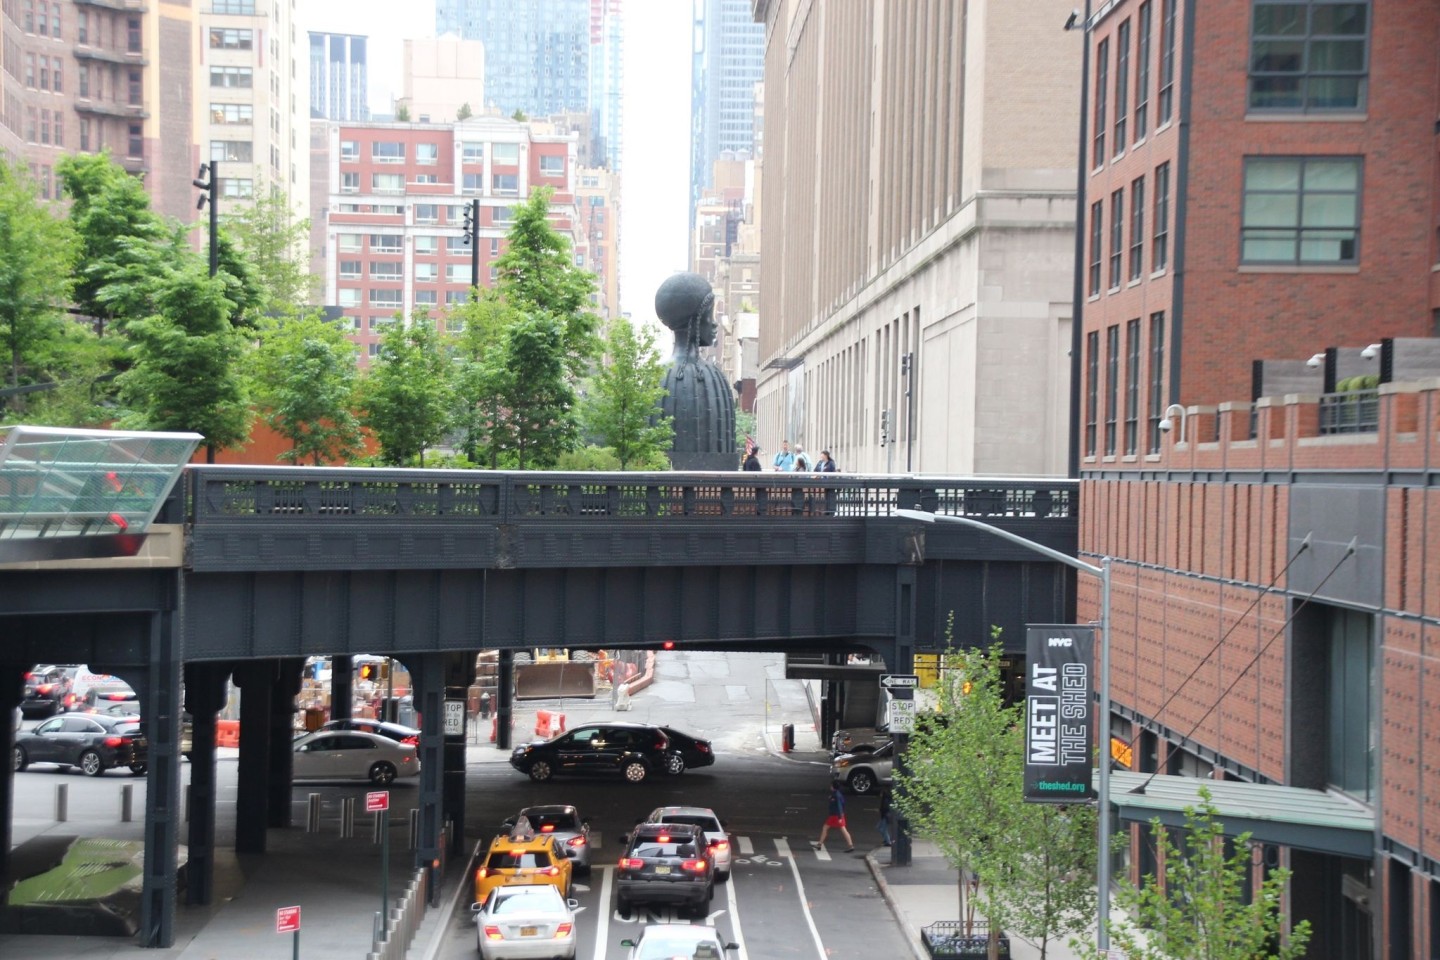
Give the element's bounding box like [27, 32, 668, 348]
[216, 719, 240, 748]
[489, 716, 497, 743]
[534, 710, 566, 739]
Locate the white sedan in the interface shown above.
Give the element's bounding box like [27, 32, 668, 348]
[621, 923, 738, 960]
[291, 730, 419, 785]
[472, 884, 578, 960]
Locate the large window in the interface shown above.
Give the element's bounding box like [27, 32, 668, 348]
[414, 235, 438, 255]
[340, 172, 359, 194]
[370, 262, 402, 279]
[337, 234, 361, 253]
[209, 66, 252, 89]
[414, 262, 438, 282]
[371, 141, 405, 163]
[211, 103, 253, 124]
[1085, 331, 1100, 457]
[1153, 162, 1170, 272]
[210, 140, 252, 162]
[369, 234, 402, 253]
[491, 143, 520, 165]
[369, 289, 402, 308]
[1158, 0, 1177, 125]
[371, 173, 404, 195]
[1124, 318, 1140, 456]
[1108, 190, 1124, 290]
[1326, 608, 1373, 802]
[416, 143, 438, 165]
[539, 154, 564, 176]
[212, 0, 256, 12]
[462, 173, 484, 195]
[461, 142, 484, 162]
[1129, 176, 1146, 281]
[492, 174, 518, 194]
[447, 264, 473, 284]
[209, 28, 253, 50]
[1249, 1, 1368, 112]
[1242, 157, 1360, 264]
[1147, 313, 1166, 453]
[1088, 201, 1103, 296]
[1135, 2, 1152, 141]
[1093, 38, 1108, 167]
[415, 204, 439, 224]
[340, 140, 359, 161]
[1114, 20, 1130, 154]
[219, 178, 252, 199]
[1104, 325, 1120, 456]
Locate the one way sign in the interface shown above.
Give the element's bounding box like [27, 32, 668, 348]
[879, 674, 919, 689]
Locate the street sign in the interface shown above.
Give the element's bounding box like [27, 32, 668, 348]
[365, 790, 390, 813]
[443, 699, 465, 736]
[276, 905, 301, 934]
[878, 674, 920, 689]
[886, 697, 918, 733]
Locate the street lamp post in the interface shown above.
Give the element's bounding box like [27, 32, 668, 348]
[895, 508, 1115, 953]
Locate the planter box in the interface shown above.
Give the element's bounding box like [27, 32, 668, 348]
[921, 921, 1011, 959]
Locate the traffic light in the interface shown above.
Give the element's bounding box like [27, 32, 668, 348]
[661, 640, 676, 651]
[359, 663, 374, 681]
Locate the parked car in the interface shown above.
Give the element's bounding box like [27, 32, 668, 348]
[615, 822, 715, 919]
[502, 804, 591, 874]
[655, 726, 715, 775]
[830, 739, 894, 795]
[641, 805, 732, 879]
[470, 883, 578, 960]
[20, 665, 74, 717]
[319, 717, 421, 746]
[80, 680, 139, 711]
[473, 830, 573, 906]
[291, 730, 419, 785]
[508, 722, 671, 784]
[621, 924, 739, 960]
[14, 713, 148, 776]
[78, 699, 142, 718]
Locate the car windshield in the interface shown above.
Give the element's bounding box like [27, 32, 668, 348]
[486, 851, 548, 870]
[637, 937, 723, 959]
[527, 812, 578, 832]
[659, 815, 721, 833]
[632, 840, 698, 858]
[493, 890, 558, 914]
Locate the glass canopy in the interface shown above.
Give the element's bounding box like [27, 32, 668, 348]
[0, 425, 202, 546]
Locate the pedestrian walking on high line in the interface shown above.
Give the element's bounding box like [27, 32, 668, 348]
[742, 446, 761, 471]
[811, 783, 854, 852]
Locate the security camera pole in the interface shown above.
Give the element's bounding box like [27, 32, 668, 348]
[192, 163, 219, 277]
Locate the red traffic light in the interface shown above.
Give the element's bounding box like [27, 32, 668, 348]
[662, 640, 675, 651]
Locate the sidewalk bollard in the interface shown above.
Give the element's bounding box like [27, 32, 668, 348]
[408, 808, 420, 850]
[340, 796, 355, 838]
[372, 910, 382, 945]
[55, 783, 68, 822]
[781, 722, 795, 753]
[120, 784, 134, 822]
[306, 793, 321, 833]
[372, 810, 384, 844]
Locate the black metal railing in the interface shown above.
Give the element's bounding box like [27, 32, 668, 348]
[1319, 389, 1380, 435]
[188, 467, 1076, 526]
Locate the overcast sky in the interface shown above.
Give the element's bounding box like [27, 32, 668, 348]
[300, 0, 693, 329]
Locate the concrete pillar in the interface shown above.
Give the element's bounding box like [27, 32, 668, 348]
[183, 661, 229, 905]
[233, 661, 275, 853]
[331, 654, 354, 721]
[443, 651, 472, 857]
[411, 654, 445, 902]
[890, 566, 918, 868]
[496, 649, 514, 750]
[139, 605, 183, 947]
[0, 661, 24, 881]
[268, 660, 304, 828]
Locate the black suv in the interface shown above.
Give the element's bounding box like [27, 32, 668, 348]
[509, 722, 671, 784]
[615, 822, 715, 918]
[21, 665, 74, 718]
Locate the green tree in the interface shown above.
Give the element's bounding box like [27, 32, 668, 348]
[221, 187, 316, 313]
[21, 326, 123, 427]
[896, 625, 1097, 958]
[448, 293, 523, 466]
[488, 313, 579, 469]
[116, 261, 252, 461]
[582, 316, 673, 469]
[252, 312, 363, 465]
[456, 102, 473, 120]
[358, 314, 454, 465]
[1089, 789, 1311, 960]
[0, 161, 77, 402]
[735, 409, 756, 450]
[395, 103, 412, 121]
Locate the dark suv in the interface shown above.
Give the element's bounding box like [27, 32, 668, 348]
[509, 722, 671, 784]
[21, 665, 74, 718]
[615, 822, 714, 918]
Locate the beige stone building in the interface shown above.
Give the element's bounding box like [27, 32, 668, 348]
[397, 35, 484, 124]
[751, 0, 1079, 475]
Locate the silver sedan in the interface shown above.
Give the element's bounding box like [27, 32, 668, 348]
[472, 884, 578, 960]
[291, 730, 419, 785]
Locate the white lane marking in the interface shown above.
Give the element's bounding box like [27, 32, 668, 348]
[724, 869, 749, 960]
[804, 838, 831, 861]
[737, 835, 754, 856]
[590, 864, 613, 960]
[774, 839, 828, 959]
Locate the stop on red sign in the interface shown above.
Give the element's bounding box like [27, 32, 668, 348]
[276, 905, 300, 933]
[366, 791, 390, 813]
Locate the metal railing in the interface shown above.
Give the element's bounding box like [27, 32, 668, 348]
[187, 467, 1077, 525]
[365, 865, 428, 960]
[1319, 389, 1380, 435]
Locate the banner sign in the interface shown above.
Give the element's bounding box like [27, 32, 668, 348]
[1023, 625, 1096, 803]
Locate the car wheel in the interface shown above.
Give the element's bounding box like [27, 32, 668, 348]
[663, 752, 685, 776]
[80, 750, 104, 777]
[368, 762, 397, 785]
[528, 759, 554, 782]
[130, 763, 147, 776]
[718, 869, 730, 882]
[13, 746, 28, 772]
[848, 768, 877, 795]
[620, 759, 647, 784]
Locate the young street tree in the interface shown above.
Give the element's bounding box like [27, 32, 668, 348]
[488, 312, 580, 469]
[1090, 789, 1311, 960]
[0, 161, 77, 404]
[222, 187, 317, 314]
[358, 314, 454, 466]
[895, 629, 1097, 959]
[252, 312, 364, 465]
[582, 316, 673, 469]
[448, 292, 523, 467]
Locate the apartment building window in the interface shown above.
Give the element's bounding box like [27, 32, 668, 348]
[490, 238, 500, 255]
[340, 140, 359, 161]
[1085, 331, 1100, 457]
[413, 174, 438, 185]
[446, 236, 470, 253]
[21, 0, 32, 31]
[1104, 325, 1120, 456]
[1088, 201, 1103, 296]
[462, 173, 484, 195]
[52, 60, 61, 93]
[492, 174, 518, 194]
[414, 290, 438, 306]
[211, 141, 252, 162]
[78, 64, 89, 98]
[1093, 38, 1108, 166]
[337, 288, 361, 308]
[414, 235, 438, 255]
[1135, 3, 1152, 140]
[210, 66, 253, 88]
[40, 109, 50, 145]
[211, 103, 252, 124]
[48, 2, 56, 36]
[337, 234, 361, 253]
[78, 118, 90, 151]
[416, 143, 438, 164]
[126, 18, 141, 54]
[371, 141, 404, 163]
[212, 0, 257, 13]
[1153, 162, 1170, 271]
[127, 123, 143, 158]
[35, 0, 46, 34]
[373, 205, 404, 216]
[1147, 312, 1165, 453]
[77, 11, 87, 44]
[1124, 319, 1141, 455]
[369, 234, 402, 253]
[1114, 20, 1130, 153]
[1241, 157, 1360, 264]
[539, 154, 564, 176]
[371, 173, 403, 195]
[210, 28, 253, 50]
[370, 262, 402, 280]
[339, 260, 362, 279]
[24, 55, 34, 87]
[1108, 190, 1124, 290]
[1129, 177, 1146, 281]
[1324, 608, 1375, 802]
[1249, 1, 1368, 112]
[128, 70, 142, 106]
[461, 142, 484, 162]
[447, 264, 473, 284]
[219, 178, 253, 199]
[494, 206, 515, 225]
[340, 172, 359, 193]
[414, 263, 438, 282]
[369, 289, 402, 309]
[446, 290, 469, 305]
[491, 142, 519, 165]
[38, 57, 48, 91]
[53, 114, 62, 147]
[415, 203, 439, 224]
[1158, 0, 1177, 125]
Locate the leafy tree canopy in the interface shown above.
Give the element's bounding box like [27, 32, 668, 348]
[220, 187, 317, 314]
[0, 161, 77, 399]
[582, 316, 673, 469]
[252, 311, 364, 465]
[358, 313, 454, 466]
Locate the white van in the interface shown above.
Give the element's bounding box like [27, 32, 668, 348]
[68, 666, 138, 712]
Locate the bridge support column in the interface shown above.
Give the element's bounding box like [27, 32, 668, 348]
[233, 661, 275, 853]
[331, 654, 353, 721]
[443, 651, 472, 858]
[0, 661, 23, 881]
[411, 654, 444, 903]
[890, 566, 918, 869]
[496, 648, 514, 750]
[268, 660, 304, 828]
[139, 604, 182, 947]
[183, 661, 230, 905]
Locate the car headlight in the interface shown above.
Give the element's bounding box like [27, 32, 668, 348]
[833, 759, 851, 770]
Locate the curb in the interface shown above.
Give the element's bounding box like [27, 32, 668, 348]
[865, 849, 931, 960]
[413, 841, 482, 960]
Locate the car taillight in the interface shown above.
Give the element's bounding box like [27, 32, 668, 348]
[476, 867, 490, 879]
[103, 736, 124, 748]
[710, 840, 729, 853]
[37, 683, 53, 695]
[555, 922, 573, 937]
[540, 824, 554, 832]
[23, 672, 35, 681]
[541, 865, 559, 876]
[483, 925, 503, 941]
[654, 738, 667, 750]
[618, 857, 643, 870]
[656, 833, 670, 843]
[104, 693, 127, 701]
[401, 736, 419, 746]
[682, 859, 708, 873]
[401, 756, 413, 763]
[566, 836, 586, 848]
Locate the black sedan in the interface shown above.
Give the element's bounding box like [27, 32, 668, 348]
[656, 726, 715, 776]
[14, 713, 148, 776]
[509, 722, 672, 784]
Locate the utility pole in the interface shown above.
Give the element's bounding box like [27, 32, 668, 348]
[462, 198, 480, 300]
[901, 352, 916, 473]
[192, 163, 219, 277]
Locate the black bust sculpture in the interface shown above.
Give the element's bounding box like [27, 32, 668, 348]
[655, 272, 736, 470]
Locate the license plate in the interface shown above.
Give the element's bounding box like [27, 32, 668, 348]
[655, 865, 671, 874]
[520, 926, 538, 937]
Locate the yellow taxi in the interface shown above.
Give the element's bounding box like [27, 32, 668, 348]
[473, 824, 574, 906]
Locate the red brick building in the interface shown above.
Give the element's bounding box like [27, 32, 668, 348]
[1078, 3, 1440, 957]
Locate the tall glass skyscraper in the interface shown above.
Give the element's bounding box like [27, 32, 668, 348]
[690, 0, 764, 209]
[309, 33, 370, 122]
